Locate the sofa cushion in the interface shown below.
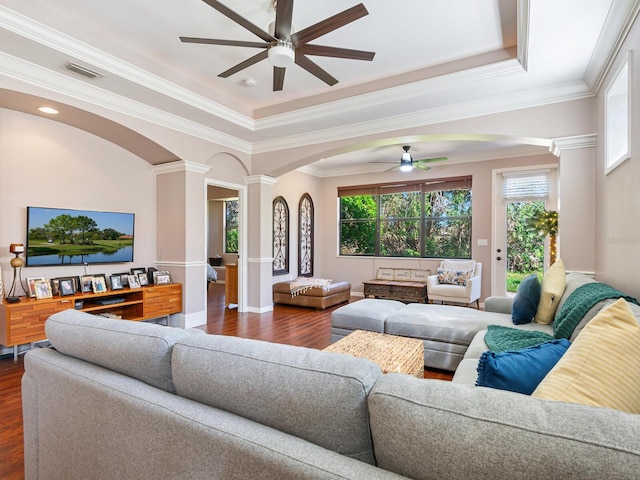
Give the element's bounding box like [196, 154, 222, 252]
[511, 274, 541, 324]
[45, 309, 199, 393]
[442, 259, 476, 272]
[172, 334, 382, 464]
[331, 298, 405, 333]
[533, 298, 640, 414]
[476, 339, 570, 395]
[534, 259, 566, 324]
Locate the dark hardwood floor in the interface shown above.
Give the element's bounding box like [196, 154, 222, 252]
[0, 283, 452, 480]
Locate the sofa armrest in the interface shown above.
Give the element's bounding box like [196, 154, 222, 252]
[426, 274, 440, 288]
[484, 296, 514, 314]
[464, 275, 481, 299]
[369, 374, 640, 480]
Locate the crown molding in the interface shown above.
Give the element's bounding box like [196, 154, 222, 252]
[0, 5, 254, 130]
[0, 51, 251, 153]
[517, 0, 530, 71]
[245, 174, 278, 186]
[254, 80, 593, 154]
[549, 134, 597, 156]
[584, 0, 640, 92]
[153, 160, 211, 175]
[254, 56, 524, 132]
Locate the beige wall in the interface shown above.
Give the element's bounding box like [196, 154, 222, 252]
[594, 14, 640, 299]
[270, 170, 322, 282]
[0, 109, 156, 292]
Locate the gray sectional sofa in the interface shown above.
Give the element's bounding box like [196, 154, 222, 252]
[331, 272, 628, 371]
[23, 298, 640, 479]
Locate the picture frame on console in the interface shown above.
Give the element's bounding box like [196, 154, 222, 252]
[58, 277, 76, 296]
[110, 275, 123, 290]
[80, 275, 94, 293]
[50, 278, 60, 296]
[127, 274, 141, 289]
[27, 276, 45, 298]
[138, 273, 149, 286]
[92, 276, 107, 294]
[34, 280, 52, 300]
[130, 267, 146, 276]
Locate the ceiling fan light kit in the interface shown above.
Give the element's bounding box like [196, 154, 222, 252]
[268, 40, 295, 68]
[180, 0, 375, 91]
[368, 145, 448, 172]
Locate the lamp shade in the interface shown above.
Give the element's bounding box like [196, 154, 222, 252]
[9, 243, 24, 254]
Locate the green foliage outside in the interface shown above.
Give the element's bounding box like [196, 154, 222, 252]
[506, 201, 546, 292]
[225, 200, 239, 253]
[340, 188, 471, 258]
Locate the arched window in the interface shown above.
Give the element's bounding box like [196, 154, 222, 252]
[273, 196, 289, 275]
[298, 193, 314, 277]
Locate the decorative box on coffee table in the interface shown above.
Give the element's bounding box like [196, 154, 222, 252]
[324, 329, 424, 378]
[363, 267, 430, 303]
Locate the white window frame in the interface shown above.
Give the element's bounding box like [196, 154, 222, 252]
[605, 51, 632, 174]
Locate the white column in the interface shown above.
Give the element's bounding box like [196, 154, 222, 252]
[154, 160, 211, 328]
[246, 175, 278, 313]
[551, 135, 597, 275]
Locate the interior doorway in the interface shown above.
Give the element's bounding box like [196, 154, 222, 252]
[206, 181, 245, 311]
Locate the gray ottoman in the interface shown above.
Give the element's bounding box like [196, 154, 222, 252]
[331, 299, 406, 342]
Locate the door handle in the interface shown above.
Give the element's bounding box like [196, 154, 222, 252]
[496, 256, 502, 261]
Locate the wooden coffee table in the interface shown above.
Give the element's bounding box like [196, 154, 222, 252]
[324, 330, 424, 378]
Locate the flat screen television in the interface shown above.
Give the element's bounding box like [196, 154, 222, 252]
[26, 206, 135, 266]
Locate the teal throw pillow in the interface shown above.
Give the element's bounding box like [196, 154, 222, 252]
[476, 339, 571, 395]
[512, 274, 541, 324]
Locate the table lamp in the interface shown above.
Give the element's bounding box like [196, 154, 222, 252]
[6, 243, 25, 303]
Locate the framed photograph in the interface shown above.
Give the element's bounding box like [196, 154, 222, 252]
[34, 280, 53, 300]
[50, 278, 60, 296]
[59, 277, 76, 296]
[130, 267, 146, 276]
[153, 270, 171, 284]
[92, 276, 107, 294]
[138, 273, 149, 286]
[156, 274, 171, 285]
[147, 267, 158, 284]
[127, 274, 141, 289]
[27, 277, 46, 298]
[80, 275, 94, 293]
[110, 275, 123, 290]
[116, 272, 130, 287]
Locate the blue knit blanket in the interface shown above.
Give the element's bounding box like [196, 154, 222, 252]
[485, 283, 639, 353]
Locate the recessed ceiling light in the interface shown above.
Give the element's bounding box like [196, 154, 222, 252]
[38, 106, 59, 115]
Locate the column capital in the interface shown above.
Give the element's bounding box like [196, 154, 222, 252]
[550, 134, 597, 156]
[153, 160, 211, 175]
[246, 174, 278, 186]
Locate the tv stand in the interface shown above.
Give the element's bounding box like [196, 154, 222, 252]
[0, 283, 182, 357]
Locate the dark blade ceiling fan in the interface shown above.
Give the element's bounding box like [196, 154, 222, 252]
[180, 0, 375, 91]
[369, 145, 448, 172]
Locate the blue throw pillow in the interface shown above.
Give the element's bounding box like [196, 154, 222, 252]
[476, 339, 571, 395]
[512, 274, 541, 324]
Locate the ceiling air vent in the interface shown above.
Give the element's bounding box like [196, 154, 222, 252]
[64, 62, 102, 79]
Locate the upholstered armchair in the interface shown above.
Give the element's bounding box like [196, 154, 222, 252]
[426, 260, 482, 308]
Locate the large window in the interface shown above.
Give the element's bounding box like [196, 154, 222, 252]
[224, 200, 238, 254]
[339, 176, 471, 258]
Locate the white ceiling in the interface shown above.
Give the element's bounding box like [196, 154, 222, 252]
[0, 0, 633, 173]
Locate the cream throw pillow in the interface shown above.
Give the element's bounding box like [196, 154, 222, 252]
[532, 298, 640, 414]
[534, 259, 565, 324]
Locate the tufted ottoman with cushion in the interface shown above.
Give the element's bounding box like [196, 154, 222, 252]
[273, 280, 351, 310]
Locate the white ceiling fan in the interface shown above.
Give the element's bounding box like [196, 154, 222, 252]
[370, 146, 447, 172]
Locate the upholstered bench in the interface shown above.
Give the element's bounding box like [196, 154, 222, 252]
[273, 280, 351, 310]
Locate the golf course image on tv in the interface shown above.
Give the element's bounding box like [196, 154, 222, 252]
[26, 206, 135, 266]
